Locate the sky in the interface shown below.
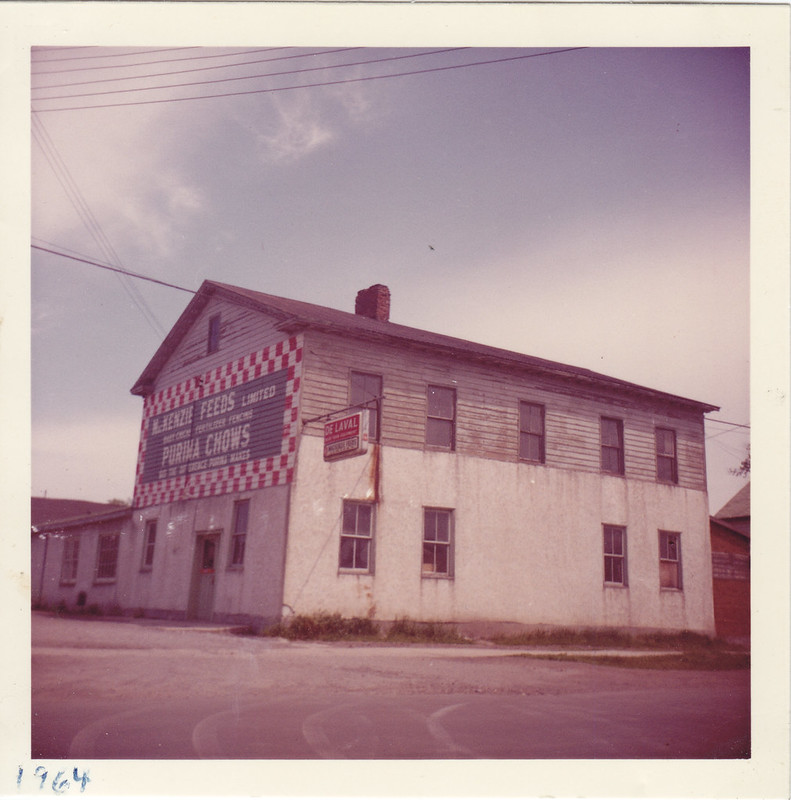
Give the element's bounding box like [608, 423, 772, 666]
[28, 43, 753, 512]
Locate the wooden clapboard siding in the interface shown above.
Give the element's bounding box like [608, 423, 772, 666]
[153, 298, 285, 392]
[300, 329, 708, 492]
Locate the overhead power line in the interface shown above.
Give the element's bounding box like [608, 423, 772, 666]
[31, 46, 202, 66]
[31, 47, 291, 75]
[32, 112, 167, 338]
[706, 418, 750, 429]
[33, 47, 364, 90]
[34, 47, 469, 102]
[32, 47, 587, 114]
[31, 244, 195, 295]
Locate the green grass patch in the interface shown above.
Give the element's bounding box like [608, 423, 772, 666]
[262, 613, 470, 644]
[384, 617, 470, 645]
[263, 612, 379, 641]
[517, 650, 750, 670]
[490, 626, 731, 651]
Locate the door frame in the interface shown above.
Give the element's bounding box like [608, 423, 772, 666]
[187, 530, 222, 620]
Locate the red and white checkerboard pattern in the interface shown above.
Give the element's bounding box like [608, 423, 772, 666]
[133, 336, 303, 509]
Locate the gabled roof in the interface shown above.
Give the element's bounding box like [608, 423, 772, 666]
[714, 482, 750, 521]
[131, 280, 719, 414]
[31, 497, 127, 529]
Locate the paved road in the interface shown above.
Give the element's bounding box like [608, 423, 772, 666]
[31, 614, 750, 760]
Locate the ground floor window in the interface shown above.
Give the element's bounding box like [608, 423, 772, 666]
[60, 536, 79, 584]
[659, 530, 682, 589]
[142, 519, 157, 570]
[603, 524, 627, 585]
[95, 533, 120, 581]
[339, 500, 374, 572]
[422, 508, 453, 578]
[230, 500, 250, 567]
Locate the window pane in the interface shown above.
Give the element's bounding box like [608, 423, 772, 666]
[356, 504, 372, 535]
[657, 456, 675, 482]
[354, 538, 369, 570]
[426, 418, 453, 447]
[233, 501, 249, 534]
[520, 432, 541, 461]
[428, 386, 454, 419]
[601, 418, 621, 446]
[435, 543, 448, 574]
[232, 535, 246, 566]
[342, 502, 357, 534]
[660, 561, 679, 588]
[602, 447, 621, 474]
[423, 542, 436, 572]
[351, 372, 382, 440]
[435, 512, 449, 543]
[339, 537, 355, 569]
[423, 511, 437, 541]
[521, 403, 544, 434]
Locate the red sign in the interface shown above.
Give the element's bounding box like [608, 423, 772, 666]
[324, 411, 369, 461]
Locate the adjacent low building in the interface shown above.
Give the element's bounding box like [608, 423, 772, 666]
[31, 498, 131, 610]
[36, 281, 721, 635]
[710, 483, 750, 640]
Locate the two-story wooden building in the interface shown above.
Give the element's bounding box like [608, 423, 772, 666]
[52, 280, 720, 635]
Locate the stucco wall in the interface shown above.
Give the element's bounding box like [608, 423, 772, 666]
[283, 437, 715, 634]
[124, 486, 290, 624]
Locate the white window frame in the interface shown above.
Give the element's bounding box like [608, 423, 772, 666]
[229, 499, 250, 568]
[60, 536, 80, 585]
[422, 507, 454, 578]
[603, 524, 627, 586]
[659, 530, 683, 590]
[141, 519, 157, 570]
[656, 427, 679, 484]
[519, 401, 546, 463]
[339, 500, 375, 573]
[426, 385, 456, 450]
[350, 371, 383, 442]
[95, 533, 120, 582]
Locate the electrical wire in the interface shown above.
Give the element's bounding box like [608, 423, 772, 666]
[32, 47, 587, 113]
[706, 418, 750, 429]
[32, 113, 168, 337]
[31, 243, 195, 294]
[34, 47, 470, 102]
[31, 47, 292, 75]
[31, 46, 203, 66]
[33, 47, 365, 90]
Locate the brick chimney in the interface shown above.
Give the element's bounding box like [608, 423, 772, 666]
[355, 284, 390, 322]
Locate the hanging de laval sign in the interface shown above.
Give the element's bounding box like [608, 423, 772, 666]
[324, 410, 369, 461]
[134, 336, 302, 508]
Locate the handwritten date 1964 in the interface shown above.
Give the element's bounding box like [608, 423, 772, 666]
[17, 766, 90, 794]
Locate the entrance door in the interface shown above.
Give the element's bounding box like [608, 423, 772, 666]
[188, 533, 220, 620]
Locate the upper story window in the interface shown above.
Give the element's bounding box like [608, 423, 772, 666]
[656, 428, 678, 483]
[350, 371, 382, 442]
[95, 533, 120, 581]
[229, 499, 250, 568]
[422, 508, 454, 578]
[339, 500, 374, 572]
[141, 519, 157, 570]
[207, 314, 221, 354]
[426, 385, 456, 449]
[519, 402, 546, 463]
[659, 530, 682, 589]
[600, 417, 625, 475]
[603, 524, 627, 586]
[60, 536, 80, 584]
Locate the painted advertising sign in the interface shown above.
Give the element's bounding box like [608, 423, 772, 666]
[134, 336, 302, 508]
[323, 410, 369, 461]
